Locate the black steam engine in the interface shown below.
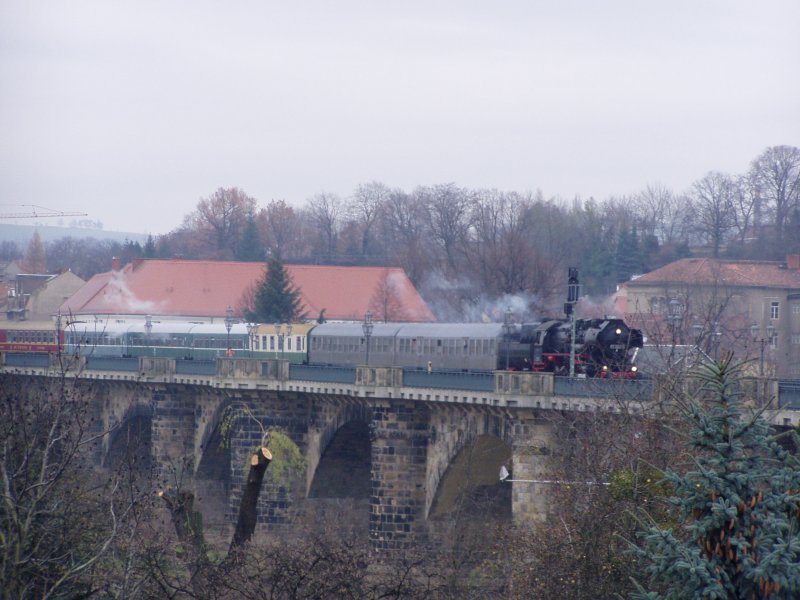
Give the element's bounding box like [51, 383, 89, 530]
[520, 317, 643, 377]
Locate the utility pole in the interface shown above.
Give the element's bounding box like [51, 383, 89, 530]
[565, 267, 580, 378]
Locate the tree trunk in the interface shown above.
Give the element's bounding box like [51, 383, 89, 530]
[230, 446, 273, 552]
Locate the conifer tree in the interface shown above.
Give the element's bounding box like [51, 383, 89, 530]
[630, 355, 800, 599]
[248, 254, 303, 323]
[615, 225, 642, 282]
[143, 234, 156, 258]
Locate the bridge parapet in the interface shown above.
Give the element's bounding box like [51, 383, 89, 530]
[356, 366, 403, 387]
[139, 357, 175, 377]
[217, 358, 289, 381]
[496, 371, 554, 395]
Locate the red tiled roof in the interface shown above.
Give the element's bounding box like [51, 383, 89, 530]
[59, 260, 435, 322]
[626, 258, 800, 290]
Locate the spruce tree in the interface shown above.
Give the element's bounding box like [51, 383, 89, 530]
[249, 254, 303, 323]
[630, 355, 800, 599]
[615, 225, 642, 283]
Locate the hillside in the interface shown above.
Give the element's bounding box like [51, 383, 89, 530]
[0, 223, 148, 245]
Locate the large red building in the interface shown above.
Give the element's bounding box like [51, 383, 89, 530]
[60, 259, 434, 323]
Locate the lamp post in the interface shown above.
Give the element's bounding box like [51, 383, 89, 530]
[145, 314, 155, 356]
[224, 305, 234, 352]
[246, 323, 257, 357]
[362, 311, 374, 366]
[692, 323, 704, 349]
[712, 322, 722, 359]
[667, 298, 682, 345]
[55, 311, 62, 353]
[503, 307, 513, 370]
[275, 323, 284, 359]
[750, 322, 775, 376]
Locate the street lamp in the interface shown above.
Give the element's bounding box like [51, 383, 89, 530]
[55, 311, 62, 353]
[712, 322, 722, 359]
[692, 323, 704, 347]
[224, 305, 234, 351]
[362, 311, 374, 366]
[503, 307, 513, 370]
[750, 322, 775, 376]
[667, 298, 682, 345]
[246, 323, 257, 357]
[275, 323, 283, 359]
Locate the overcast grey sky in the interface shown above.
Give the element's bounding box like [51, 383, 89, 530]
[1, 1, 798, 235]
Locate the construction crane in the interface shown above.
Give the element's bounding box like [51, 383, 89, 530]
[0, 204, 88, 219]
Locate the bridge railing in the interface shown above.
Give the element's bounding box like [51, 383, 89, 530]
[3, 352, 51, 368]
[176, 359, 217, 376]
[290, 364, 356, 384]
[553, 376, 654, 401]
[4, 353, 800, 412]
[85, 356, 140, 372]
[402, 368, 495, 391]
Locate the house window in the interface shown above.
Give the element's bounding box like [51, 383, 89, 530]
[793, 303, 800, 315]
[770, 334, 778, 349]
[771, 301, 780, 320]
[792, 334, 800, 345]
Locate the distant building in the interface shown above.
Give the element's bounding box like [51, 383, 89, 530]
[4, 271, 86, 322]
[59, 258, 435, 325]
[617, 255, 800, 378]
[0, 260, 22, 283]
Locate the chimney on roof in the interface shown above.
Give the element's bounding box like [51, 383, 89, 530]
[787, 255, 800, 270]
[112, 256, 121, 271]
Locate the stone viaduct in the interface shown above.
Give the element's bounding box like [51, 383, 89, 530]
[2, 353, 795, 552]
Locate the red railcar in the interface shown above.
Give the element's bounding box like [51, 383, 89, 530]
[0, 321, 63, 353]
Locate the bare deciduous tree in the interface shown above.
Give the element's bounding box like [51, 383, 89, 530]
[349, 181, 391, 258]
[305, 192, 342, 261]
[750, 145, 800, 255]
[0, 374, 128, 599]
[690, 171, 736, 258]
[187, 187, 257, 259]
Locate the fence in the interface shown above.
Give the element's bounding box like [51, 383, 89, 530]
[403, 368, 495, 391]
[553, 377, 654, 401]
[289, 364, 356, 384]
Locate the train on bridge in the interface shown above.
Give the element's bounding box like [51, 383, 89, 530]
[0, 316, 643, 378]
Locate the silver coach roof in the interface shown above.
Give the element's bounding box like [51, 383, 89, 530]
[310, 322, 506, 338]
